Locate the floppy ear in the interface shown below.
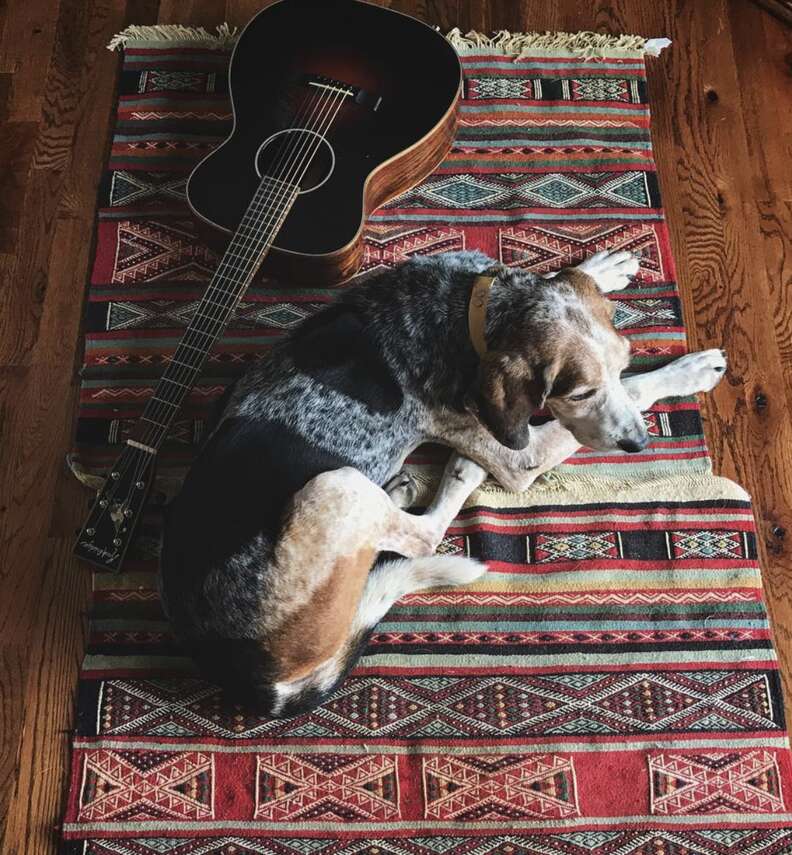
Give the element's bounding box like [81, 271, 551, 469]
[474, 351, 554, 450]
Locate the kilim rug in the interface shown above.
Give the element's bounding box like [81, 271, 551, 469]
[61, 24, 792, 854]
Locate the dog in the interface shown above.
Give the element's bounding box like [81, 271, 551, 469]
[160, 249, 726, 718]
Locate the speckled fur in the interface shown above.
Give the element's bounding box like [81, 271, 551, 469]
[160, 250, 727, 716]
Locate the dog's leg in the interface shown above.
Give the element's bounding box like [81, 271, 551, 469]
[623, 349, 727, 409]
[268, 465, 486, 716]
[542, 249, 639, 291]
[422, 455, 488, 536]
[575, 249, 640, 292]
[436, 350, 726, 493]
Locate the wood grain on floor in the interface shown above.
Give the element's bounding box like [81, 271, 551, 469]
[0, 1, 790, 851]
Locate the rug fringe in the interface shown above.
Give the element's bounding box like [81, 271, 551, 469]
[407, 467, 750, 505]
[445, 28, 671, 59]
[107, 23, 238, 51]
[106, 22, 669, 58]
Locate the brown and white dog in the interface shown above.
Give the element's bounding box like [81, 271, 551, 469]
[161, 249, 726, 717]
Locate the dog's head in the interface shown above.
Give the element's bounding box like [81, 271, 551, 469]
[473, 268, 649, 453]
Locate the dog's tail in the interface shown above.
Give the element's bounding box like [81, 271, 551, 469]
[269, 555, 487, 718]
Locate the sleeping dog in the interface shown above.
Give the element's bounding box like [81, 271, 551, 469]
[161, 250, 726, 718]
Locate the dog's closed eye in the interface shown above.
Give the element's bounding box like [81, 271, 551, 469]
[567, 389, 596, 402]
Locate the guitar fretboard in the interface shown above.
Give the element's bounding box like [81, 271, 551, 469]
[134, 175, 300, 451]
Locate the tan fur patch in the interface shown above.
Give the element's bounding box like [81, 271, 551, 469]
[266, 546, 376, 682]
[560, 268, 617, 323]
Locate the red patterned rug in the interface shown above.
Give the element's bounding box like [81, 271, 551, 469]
[61, 26, 792, 854]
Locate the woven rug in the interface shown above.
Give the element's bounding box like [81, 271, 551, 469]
[61, 26, 792, 853]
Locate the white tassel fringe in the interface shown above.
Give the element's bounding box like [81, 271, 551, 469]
[107, 23, 238, 51]
[107, 23, 669, 58]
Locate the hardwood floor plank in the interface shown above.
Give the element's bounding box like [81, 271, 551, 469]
[0, 0, 124, 366]
[728, 0, 792, 202]
[0, 541, 90, 855]
[0, 646, 26, 835]
[757, 198, 792, 379]
[0, 122, 38, 253]
[0, 0, 61, 122]
[157, 0, 226, 27]
[0, 0, 126, 843]
[635, 0, 792, 699]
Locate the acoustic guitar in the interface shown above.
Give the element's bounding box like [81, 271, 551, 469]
[74, 0, 462, 571]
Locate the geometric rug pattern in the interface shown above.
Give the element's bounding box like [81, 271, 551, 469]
[60, 33, 792, 854]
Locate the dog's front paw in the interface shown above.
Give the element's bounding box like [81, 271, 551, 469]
[577, 250, 640, 292]
[665, 349, 728, 395]
[495, 450, 540, 493]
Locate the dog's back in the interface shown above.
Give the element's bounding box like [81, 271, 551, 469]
[160, 254, 492, 716]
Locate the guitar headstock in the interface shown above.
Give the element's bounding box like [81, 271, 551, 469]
[74, 444, 157, 572]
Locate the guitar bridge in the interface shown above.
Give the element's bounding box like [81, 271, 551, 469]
[305, 74, 382, 111]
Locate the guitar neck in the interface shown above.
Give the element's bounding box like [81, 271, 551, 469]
[135, 176, 300, 451]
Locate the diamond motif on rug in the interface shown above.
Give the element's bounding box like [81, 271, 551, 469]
[112, 220, 217, 283]
[138, 70, 216, 93]
[254, 753, 400, 821]
[533, 531, 619, 562]
[571, 78, 631, 102]
[95, 671, 777, 739]
[670, 530, 745, 560]
[614, 298, 678, 329]
[109, 171, 187, 206]
[106, 298, 325, 331]
[523, 174, 592, 206]
[649, 750, 785, 814]
[360, 225, 465, 271]
[499, 222, 664, 280]
[422, 754, 578, 820]
[467, 77, 534, 99]
[78, 749, 213, 821]
[420, 175, 507, 208]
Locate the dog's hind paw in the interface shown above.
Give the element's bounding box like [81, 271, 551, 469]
[384, 469, 419, 509]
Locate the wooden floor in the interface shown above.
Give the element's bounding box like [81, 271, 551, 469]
[0, 0, 790, 850]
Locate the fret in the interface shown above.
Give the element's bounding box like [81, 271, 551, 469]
[150, 396, 179, 409]
[183, 326, 216, 345]
[191, 310, 226, 330]
[141, 415, 169, 430]
[160, 373, 193, 388]
[167, 358, 200, 371]
[178, 341, 209, 356]
[259, 174, 300, 191]
[202, 295, 237, 312]
[128, 166, 301, 455]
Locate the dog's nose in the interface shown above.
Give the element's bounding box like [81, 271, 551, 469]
[617, 435, 649, 454]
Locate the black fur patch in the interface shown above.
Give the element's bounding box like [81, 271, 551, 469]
[291, 305, 403, 413]
[163, 416, 353, 580]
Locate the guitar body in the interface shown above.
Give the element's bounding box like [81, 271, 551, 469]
[186, 0, 462, 284]
[75, 0, 461, 571]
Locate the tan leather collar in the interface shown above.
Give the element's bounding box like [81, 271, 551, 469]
[468, 274, 496, 358]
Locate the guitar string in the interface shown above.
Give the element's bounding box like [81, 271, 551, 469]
[262, 84, 327, 192]
[97, 93, 341, 528]
[130, 86, 343, 440]
[97, 85, 350, 524]
[136, 85, 347, 440]
[89, 85, 346, 522]
[120, 87, 348, 503]
[120, 87, 347, 497]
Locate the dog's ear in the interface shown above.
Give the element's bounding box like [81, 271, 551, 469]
[474, 351, 554, 450]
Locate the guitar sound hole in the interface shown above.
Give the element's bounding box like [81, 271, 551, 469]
[254, 128, 335, 194]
